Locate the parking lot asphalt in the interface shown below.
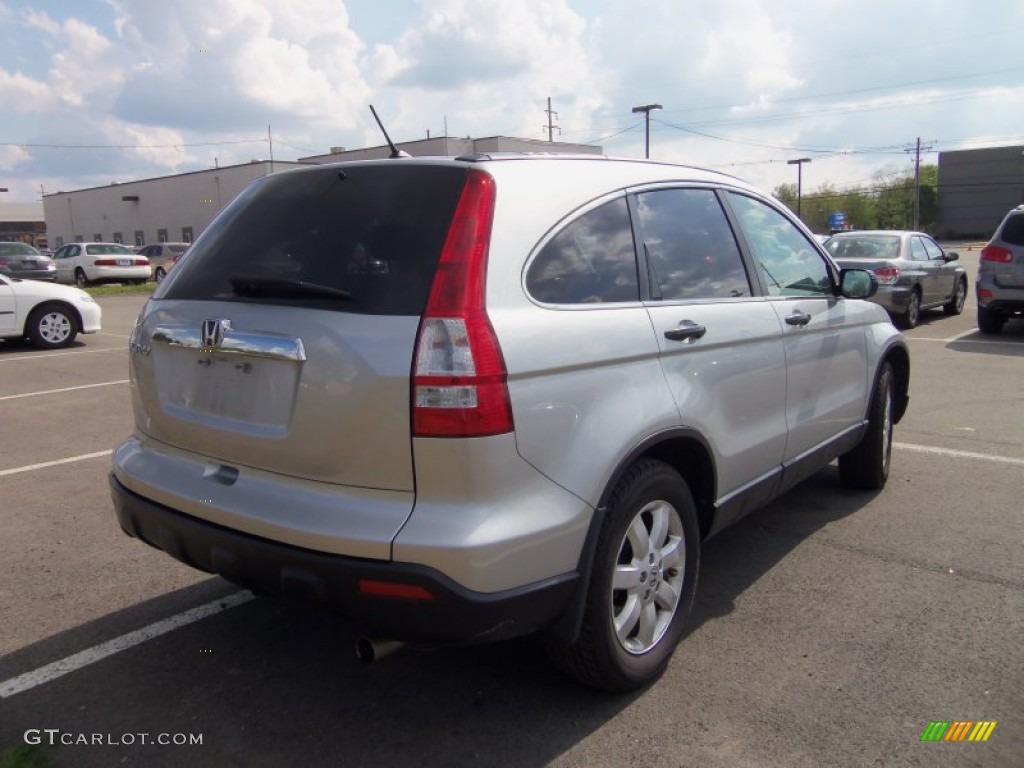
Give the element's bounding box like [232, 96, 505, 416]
[1, 251, 1021, 767]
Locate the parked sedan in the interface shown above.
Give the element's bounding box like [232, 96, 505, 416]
[824, 231, 967, 328]
[0, 242, 57, 282]
[0, 273, 102, 348]
[137, 242, 190, 283]
[53, 242, 151, 287]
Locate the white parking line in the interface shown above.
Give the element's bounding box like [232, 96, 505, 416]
[0, 380, 128, 401]
[0, 347, 124, 363]
[895, 442, 1024, 467]
[0, 449, 113, 477]
[0, 592, 254, 698]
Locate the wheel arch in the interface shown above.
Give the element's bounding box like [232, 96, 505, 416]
[546, 427, 718, 645]
[882, 344, 910, 424]
[24, 300, 83, 336]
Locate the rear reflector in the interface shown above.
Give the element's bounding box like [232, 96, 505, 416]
[358, 579, 435, 601]
[980, 245, 1013, 263]
[412, 169, 513, 438]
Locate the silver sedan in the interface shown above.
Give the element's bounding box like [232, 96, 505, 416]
[825, 230, 968, 328]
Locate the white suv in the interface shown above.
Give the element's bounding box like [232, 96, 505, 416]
[110, 155, 909, 690]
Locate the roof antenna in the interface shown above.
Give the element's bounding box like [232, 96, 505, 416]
[369, 105, 410, 158]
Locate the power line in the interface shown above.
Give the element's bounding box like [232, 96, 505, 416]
[0, 139, 267, 149]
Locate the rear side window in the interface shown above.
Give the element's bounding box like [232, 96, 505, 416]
[161, 164, 468, 315]
[634, 188, 750, 300]
[910, 238, 929, 262]
[526, 197, 639, 304]
[1000, 212, 1024, 246]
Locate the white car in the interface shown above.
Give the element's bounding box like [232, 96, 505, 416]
[0, 274, 102, 348]
[53, 242, 150, 287]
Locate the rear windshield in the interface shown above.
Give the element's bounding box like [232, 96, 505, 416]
[825, 235, 900, 260]
[0, 243, 40, 256]
[1000, 212, 1024, 246]
[160, 163, 468, 315]
[86, 244, 135, 255]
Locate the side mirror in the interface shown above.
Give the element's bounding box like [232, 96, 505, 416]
[839, 268, 877, 299]
[944, 251, 959, 262]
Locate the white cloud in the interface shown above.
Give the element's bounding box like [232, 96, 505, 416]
[0, 144, 31, 171]
[367, 0, 607, 144]
[109, 0, 370, 132]
[0, 69, 55, 111]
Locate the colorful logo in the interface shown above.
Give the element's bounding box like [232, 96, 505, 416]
[921, 721, 997, 742]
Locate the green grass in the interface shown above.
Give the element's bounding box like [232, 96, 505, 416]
[0, 745, 56, 768]
[83, 281, 156, 297]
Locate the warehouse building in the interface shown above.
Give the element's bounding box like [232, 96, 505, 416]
[43, 136, 601, 249]
[936, 144, 1024, 239]
[0, 201, 46, 248]
[42, 160, 306, 250]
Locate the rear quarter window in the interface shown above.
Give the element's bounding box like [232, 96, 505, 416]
[160, 164, 468, 315]
[1000, 213, 1024, 246]
[525, 197, 639, 304]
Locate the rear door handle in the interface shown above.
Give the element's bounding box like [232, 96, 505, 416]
[664, 320, 707, 342]
[785, 311, 812, 327]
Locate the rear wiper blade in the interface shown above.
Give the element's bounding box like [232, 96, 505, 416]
[227, 275, 353, 301]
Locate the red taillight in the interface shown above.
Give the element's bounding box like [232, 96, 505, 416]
[980, 245, 1013, 263]
[358, 579, 435, 601]
[136, 256, 149, 266]
[412, 169, 513, 438]
[871, 266, 900, 285]
[93, 258, 116, 266]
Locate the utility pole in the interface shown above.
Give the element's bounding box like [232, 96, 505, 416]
[268, 125, 274, 173]
[787, 157, 812, 220]
[904, 137, 935, 230]
[632, 104, 662, 159]
[544, 97, 560, 142]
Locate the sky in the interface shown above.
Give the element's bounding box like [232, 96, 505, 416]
[1, 0, 1023, 203]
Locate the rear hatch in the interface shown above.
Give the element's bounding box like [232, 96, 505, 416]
[994, 215, 1024, 289]
[131, 162, 469, 491]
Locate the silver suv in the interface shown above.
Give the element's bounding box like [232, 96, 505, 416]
[110, 155, 910, 691]
[978, 205, 1024, 334]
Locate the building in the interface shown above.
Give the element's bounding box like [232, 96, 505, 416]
[42, 160, 306, 250]
[298, 135, 603, 164]
[41, 136, 602, 249]
[0, 201, 46, 248]
[936, 145, 1024, 239]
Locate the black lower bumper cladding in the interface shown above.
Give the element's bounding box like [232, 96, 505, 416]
[109, 474, 576, 645]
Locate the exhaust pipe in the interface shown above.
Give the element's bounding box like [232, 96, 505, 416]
[355, 637, 406, 663]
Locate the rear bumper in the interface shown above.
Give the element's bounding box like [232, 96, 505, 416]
[109, 474, 577, 645]
[870, 285, 912, 314]
[976, 279, 1024, 314]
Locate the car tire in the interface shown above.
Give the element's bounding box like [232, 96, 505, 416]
[155, 267, 166, 283]
[977, 306, 1004, 335]
[26, 303, 78, 349]
[897, 289, 921, 329]
[74, 268, 89, 288]
[546, 459, 700, 692]
[943, 278, 967, 316]
[839, 362, 894, 490]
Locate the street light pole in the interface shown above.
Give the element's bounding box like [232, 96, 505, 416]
[632, 104, 663, 159]
[786, 158, 811, 220]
